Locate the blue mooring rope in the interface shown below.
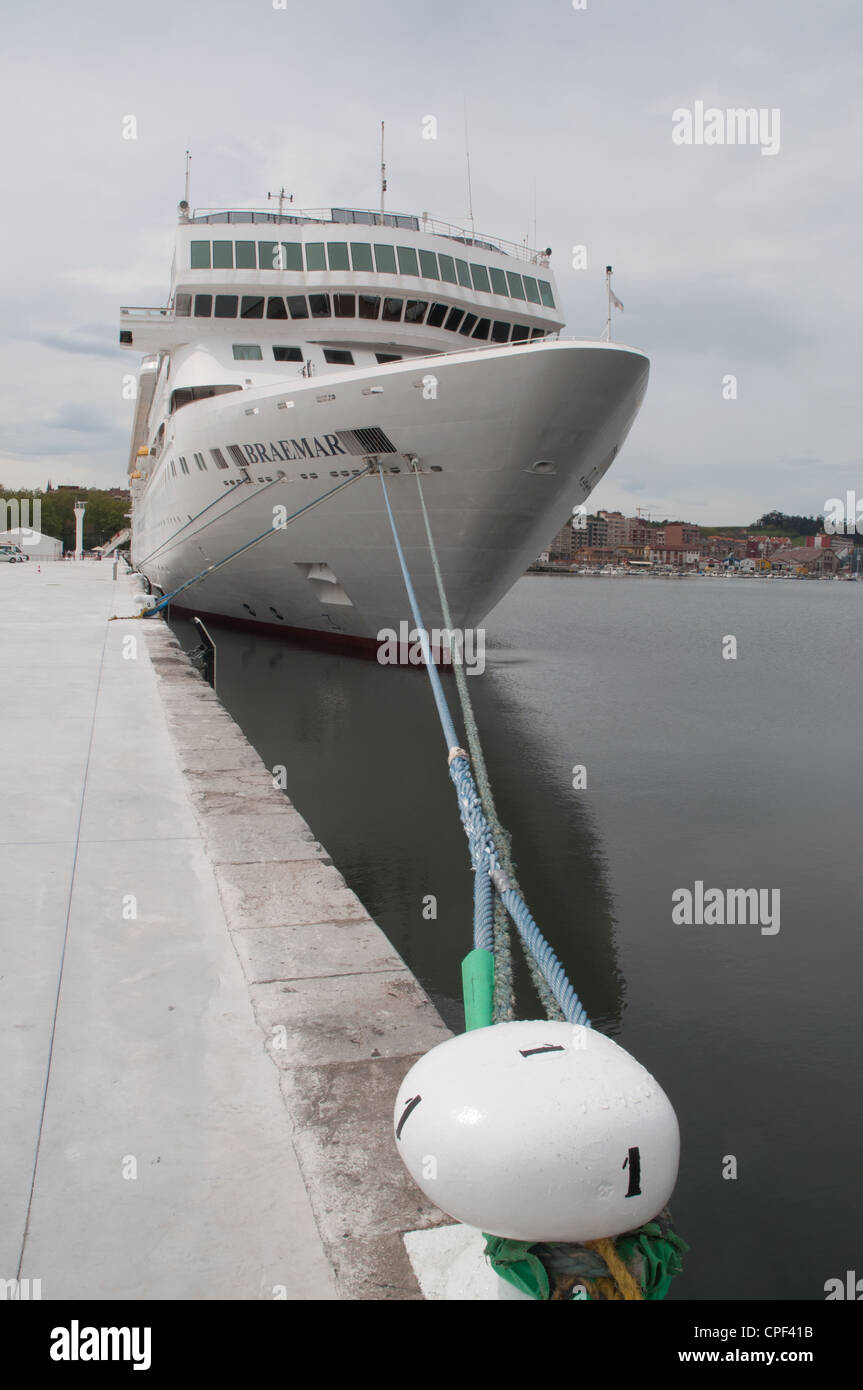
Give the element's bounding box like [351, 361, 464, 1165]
[377, 468, 591, 1028]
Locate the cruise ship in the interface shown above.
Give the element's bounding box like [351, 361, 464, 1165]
[121, 198, 649, 649]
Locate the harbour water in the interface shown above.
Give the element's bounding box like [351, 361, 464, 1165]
[171, 575, 862, 1301]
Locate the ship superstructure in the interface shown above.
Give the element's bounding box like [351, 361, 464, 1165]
[120, 202, 648, 645]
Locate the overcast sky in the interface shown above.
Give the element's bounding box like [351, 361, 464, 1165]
[1, 0, 860, 524]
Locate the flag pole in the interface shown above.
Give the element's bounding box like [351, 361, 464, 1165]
[606, 264, 613, 342]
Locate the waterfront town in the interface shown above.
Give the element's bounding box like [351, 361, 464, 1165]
[535, 510, 860, 578]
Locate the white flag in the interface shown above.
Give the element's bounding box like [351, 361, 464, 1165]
[610, 289, 624, 312]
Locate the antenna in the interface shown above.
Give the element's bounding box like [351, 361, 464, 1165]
[464, 100, 475, 239]
[267, 186, 293, 216]
[380, 121, 387, 218]
[184, 150, 191, 205]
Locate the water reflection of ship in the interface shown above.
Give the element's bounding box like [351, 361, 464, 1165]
[179, 618, 624, 1033]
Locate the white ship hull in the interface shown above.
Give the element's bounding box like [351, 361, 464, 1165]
[132, 340, 648, 645]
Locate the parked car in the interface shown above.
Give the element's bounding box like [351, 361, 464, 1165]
[0, 544, 26, 563]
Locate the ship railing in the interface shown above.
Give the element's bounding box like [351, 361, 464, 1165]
[188, 207, 551, 267]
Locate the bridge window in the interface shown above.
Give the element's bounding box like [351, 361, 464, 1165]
[404, 299, 428, 323]
[397, 246, 419, 276]
[324, 349, 354, 365]
[305, 243, 326, 271]
[511, 324, 531, 341]
[438, 254, 458, 285]
[309, 293, 331, 318]
[213, 241, 233, 269]
[538, 280, 555, 308]
[273, 346, 303, 362]
[190, 241, 210, 269]
[445, 307, 464, 331]
[334, 293, 355, 317]
[327, 242, 350, 270]
[455, 259, 472, 289]
[358, 294, 381, 319]
[382, 297, 403, 322]
[470, 264, 491, 293]
[458, 313, 478, 336]
[286, 295, 309, 319]
[194, 294, 212, 317]
[472, 317, 491, 340]
[376, 353, 402, 363]
[374, 244, 397, 273]
[419, 250, 439, 278]
[426, 302, 448, 327]
[232, 344, 263, 359]
[267, 296, 288, 319]
[491, 320, 510, 343]
[236, 241, 257, 269]
[350, 242, 374, 271]
[523, 275, 541, 305]
[214, 295, 238, 317]
[489, 266, 508, 295]
[506, 272, 526, 300]
[175, 293, 192, 317]
[241, 296, 265, 319]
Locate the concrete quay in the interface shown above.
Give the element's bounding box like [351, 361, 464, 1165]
[1, 560, 454, 1300]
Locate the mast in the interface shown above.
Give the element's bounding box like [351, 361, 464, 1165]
[380, 121, 387, 219]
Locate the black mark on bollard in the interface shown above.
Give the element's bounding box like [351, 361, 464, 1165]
[623, 1146, 641, 1197]
[519, 1044, 566, 1058]
[396, 1094, 422, 1140]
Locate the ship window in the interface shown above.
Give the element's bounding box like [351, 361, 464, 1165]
[459, 313, 478, 336]
[214, 295, 238, 317]
[175, 293, 192, 317]
[211, 449, 230, 469]
[523, 275, 541, 305]
[213, 241, 233, 269]
[489, 266, 508, 295]
[491, 320, 510, 343]
[426, 302, 448, 328]
[376, 353, 402, 363]
[171, 384, 243, 411]
[472, 317, 491, 340]
[232, 344, 263, 359]
[373, 244, 397, 273]
[194, 453, 207, 470]
[334, 293, 355, 317]
[506, 272, 526, 300]
[438, 253, 458, 284]
[538, 280, 555, 308]
[194, 294, 213, 317]
[169, 461, 176, 478]
[350, 242, 374, 272]
[419, 249, 439, 278]
[397, 246, 419, 276]
[235, 241, 257, 269]
[358, 294, 380, 319]
[404, 299, 428, 323]
[470, 264, 491, 293]
[120, 329, 133, 343]
[259, 240, 289, 271]
[444, 307, 465, 331]
[326, 242, 350, 270]
[305, 242, 326, 271]
[190, 241, 210, 269]
[279, 243, 303, 271]
[324, 349, 354, 365]
[511, 324, 531, 341]
[241, 296, 265, 319]
[382, 297, 403, 322]
[455, 259, 472, 289]
[309, 293, 331, 318]
[267, 296, 288, 319]
[531, 328, 545, 339]
[273, 346, 303, 362]
[179, 457, 190, 474]
[286, 295, 309, 319]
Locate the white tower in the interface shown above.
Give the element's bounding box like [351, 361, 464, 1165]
[74, 500, 86, 560]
